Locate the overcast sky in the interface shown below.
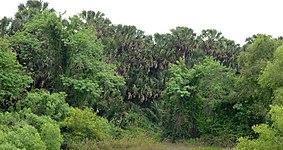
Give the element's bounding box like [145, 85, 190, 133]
[1, 0, 283, 44]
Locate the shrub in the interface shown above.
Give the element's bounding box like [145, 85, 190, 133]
[61, 107, 112, 140]
[41, 123, 63, 150]
[0, 111, 63, 150]
[21, 90, 69, 121]
[236, 105, 283, 150]
[0, 123, 46, 150]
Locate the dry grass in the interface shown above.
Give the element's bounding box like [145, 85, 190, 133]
[99, 138, 232, 150]
[66, 134, 233, 150]
[124, 142, 231, 150]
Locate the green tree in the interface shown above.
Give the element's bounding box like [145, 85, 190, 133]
[62, 21, 125, 112]
[198, 29, 240, 69]
[193, 57, 237, 143]
[11, 0, 54, 34]
[238, 34, 278, 79]
[237, 44, 283, 149]
[104, 24, 156, 103]
[162, 57, 238, 143]
[10, 9, 125, 122]
[229, 35, 282, 138]
[162, 58, 202, 139]
[259, 45, 283, 89]
[236, 105, 283, 150]
[80, 10, 113, 39]
[0, 17, 12, 36]
[0, 37, 32, 110]
[10, 10, 65, 89]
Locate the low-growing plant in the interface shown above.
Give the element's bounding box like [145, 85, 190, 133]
[0, 111, 63, 150]
[21, 90, 69, 121]
[236, 105, 283, 150]
[97, 131, 158, 150]
[61, 107, 113, 141]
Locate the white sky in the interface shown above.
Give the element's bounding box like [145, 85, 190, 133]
[1, 0, 283, 45]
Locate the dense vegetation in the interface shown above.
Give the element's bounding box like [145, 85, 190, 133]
[0, 1, 282, 149]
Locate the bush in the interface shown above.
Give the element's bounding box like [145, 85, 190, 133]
[61, 107, 112, 141]
[236, 105, 283, 150]
[41, 123, 63, 150]
[21, 90, 69, 121]
[0, 111, 63, 150]
[0, 123, 46, 150]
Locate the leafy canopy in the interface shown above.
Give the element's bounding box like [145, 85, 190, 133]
[0, 37, 32, 110]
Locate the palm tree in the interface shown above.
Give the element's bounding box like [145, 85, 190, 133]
[11, 0, 54, 34]
[198, 29, 240, 69]
[0, 17, 12, 36]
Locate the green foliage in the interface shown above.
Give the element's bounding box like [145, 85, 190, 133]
[124, 110, 160, 133]
[236, 105, 283, 150]
[0, 110, 63, 150]
[1, 124, 46, 150]
[10, 10, 65, 89]
[224, 35, 283, 141]
[0, 17, 12, 36]
[21, 89, 69, 121]
[22, 109, 56, 129]
[236, 44, 283, 149]
[65, 131, 158, 150]
[41, 123, 63, 150]
[259, 45, 283, 89]
[97, 131, 157, 150]
[22, 111, 63, 150]
[10, 8, 125, 122]
[198, 29, 241, 69]
[162, 57, 238, 145]
[238, 34, 278, 79]
[11, 0, 54, 34]
[273, 88, 283, 105]
[62, 24, 125, 111]
[61, 107, 112, 140]
[4, 1, 283, 149]
[61, 77, 102, 105]
[0, 112, 55, 150]
[0, 37, 32, 110]
[193, 58, 238, 145]
[103, 24, 157, 103]
[162, 58, 202, 139]
[80, 10, 112, 38]
[195, 57, 236, 103]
